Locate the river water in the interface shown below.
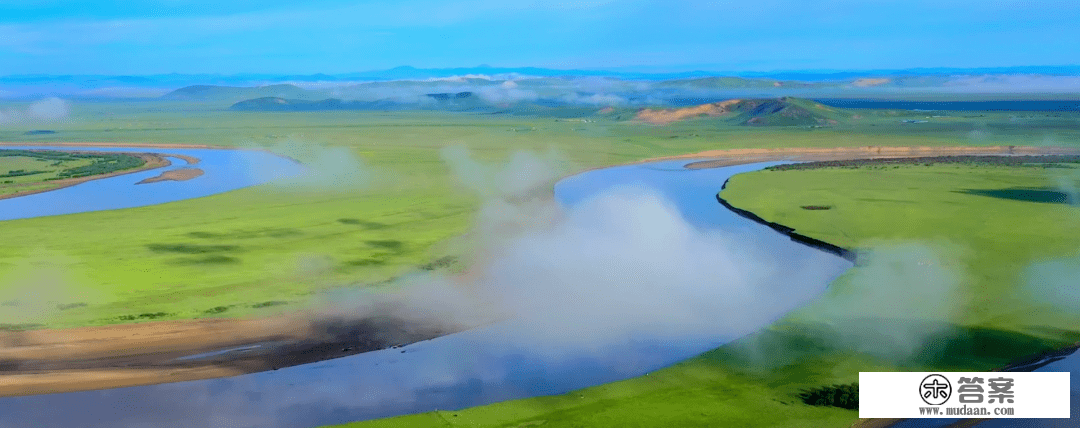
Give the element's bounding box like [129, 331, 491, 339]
[887, 348, 1080, 428]
[0, 157, 858, 428]
[0, 146, 306, 221]
[8, 153, 1068, 427]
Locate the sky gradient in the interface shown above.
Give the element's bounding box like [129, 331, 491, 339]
[2, 0, 1079, 75]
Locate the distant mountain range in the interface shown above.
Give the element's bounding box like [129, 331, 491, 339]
[225, 92, 854, 126]
[2, 65, 1079, 101]
[4, 64, 1080, 87]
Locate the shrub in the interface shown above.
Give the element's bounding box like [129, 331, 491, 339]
[798, 382, 859, 410]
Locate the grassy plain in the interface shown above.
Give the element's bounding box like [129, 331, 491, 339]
[721, 161, 1080, 331]
[333, 130, 1080, 428]
[7, 101, 1075, 328]
[0, 150, 147, 197]
[3, 99, 1080, 426]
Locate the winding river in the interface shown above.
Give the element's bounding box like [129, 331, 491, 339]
[0, 146, 306, 221]
[0, 156, 853, 427]
[0, 149, 1074, 427]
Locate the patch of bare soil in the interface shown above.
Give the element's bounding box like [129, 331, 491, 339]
[0, 314, 453, 396]
[852, 78, 891, 87]
[634, 99, 742, 125]
[166, 153, 201, 165]
[136, 168, 204, 184]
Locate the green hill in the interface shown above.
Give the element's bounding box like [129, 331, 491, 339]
[228, 97, 407, 111]
[727, 97, 851, 126]
[163, 84, 319, 102]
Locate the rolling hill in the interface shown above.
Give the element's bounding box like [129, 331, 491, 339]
[163, 84, 321, 102]
[228, 97, 402, 111]
[635, 97, 851, 126]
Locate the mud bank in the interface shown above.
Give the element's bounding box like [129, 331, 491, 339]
[0, 314, 453, 396]
[136, 167, 204, 184]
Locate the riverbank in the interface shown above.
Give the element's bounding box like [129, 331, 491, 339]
[658, 145, 1080, 168]
[4, 144, 1078, 398]
[718, 156, 1080, 428]
[0, 141, 301, 165]
[0, 152, 170, 201]
[0, 313, 452, 396]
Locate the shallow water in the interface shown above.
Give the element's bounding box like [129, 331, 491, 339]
[0, 146, 306, 222]
[0, 159, 853, 428]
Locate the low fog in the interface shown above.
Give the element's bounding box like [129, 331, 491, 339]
[310, 146, 972, 370]
[233, 138, 375, 189]
[0, 251, 100, 326]
[2, 144, 1068, 428]
[0, 97, 69, 125]
[4, 73, 1078, 107]
[785, 242, 968, 363]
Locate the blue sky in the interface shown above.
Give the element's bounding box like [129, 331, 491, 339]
[1, 0, 1078, 75]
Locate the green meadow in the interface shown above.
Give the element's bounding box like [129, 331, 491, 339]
[2, 99, 1080, 427]
[332, 119, 1080, 427]
[7, 101, 1073, 328]
[721, 161, 1080, 332]
[0, 150, 146, 197]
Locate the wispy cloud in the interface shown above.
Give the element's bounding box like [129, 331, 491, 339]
[0, 97, 70, 125]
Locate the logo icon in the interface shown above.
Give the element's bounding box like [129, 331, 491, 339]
[920, 374, 952, 406]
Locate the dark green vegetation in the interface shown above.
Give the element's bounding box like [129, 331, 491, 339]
[724, 98, 853, 127]
[0, 149, 147, 196]
[768, 154, 1080, 171]
[798, 383, 859, 410]
[53, 153, 145, 179]
[960, 188, 1075, 205]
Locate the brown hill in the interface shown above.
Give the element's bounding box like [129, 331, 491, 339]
[635, 99, 743, 125]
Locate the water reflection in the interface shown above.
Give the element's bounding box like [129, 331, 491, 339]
[0, 160, 853, 428]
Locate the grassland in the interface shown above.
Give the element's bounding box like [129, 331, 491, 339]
[0, 98, 1077, 424]
[0, 102, 1076, 328]
[0, 100, 1064, 329]
[0, 149, 148, 198]
[329, 159, 1080, 427]
[721, 161, 1080, 331]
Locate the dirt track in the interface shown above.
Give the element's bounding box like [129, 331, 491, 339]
[2, 144, 1078, 398]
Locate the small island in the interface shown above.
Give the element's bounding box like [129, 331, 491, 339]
[136, 167, 204, 184]
[0, 149, 170, 200]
